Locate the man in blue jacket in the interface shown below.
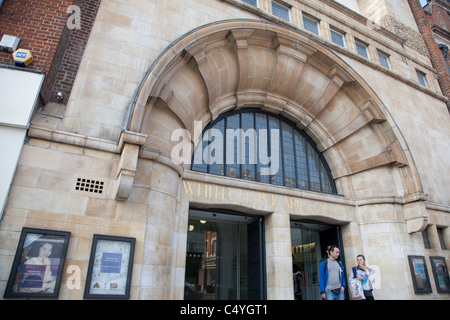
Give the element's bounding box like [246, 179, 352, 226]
[319, 245, 346, 300]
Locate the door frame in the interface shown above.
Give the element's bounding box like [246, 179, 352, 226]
[186, 208, 267, 300]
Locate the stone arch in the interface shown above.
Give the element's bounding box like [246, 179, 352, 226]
[125, 19, 422, 200]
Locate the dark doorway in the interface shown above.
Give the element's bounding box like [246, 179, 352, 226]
[290, 220, 345, 300]
[185, 209, 266, 300]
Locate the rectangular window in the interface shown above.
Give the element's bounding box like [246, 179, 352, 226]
[378, 50, 391, 69]
[416, 70, 427, 87]
[422, 229, 431, 249]
[355, 39, 369, 59]
[272, 1, 291, 22]
[242, 0, 258, 7]
[303, 15, 320, 35]
[330, 28, 346, 48]
[437, 227, 447, 250]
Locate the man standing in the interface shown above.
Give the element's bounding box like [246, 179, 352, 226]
[319, 245, 346, 300]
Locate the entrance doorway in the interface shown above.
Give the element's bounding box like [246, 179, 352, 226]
[290, 220, 344, 300]
[184, 209, 265, 300]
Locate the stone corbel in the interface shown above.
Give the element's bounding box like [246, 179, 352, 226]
[403, 198, 429, 234]
[114, 130, 147, 200]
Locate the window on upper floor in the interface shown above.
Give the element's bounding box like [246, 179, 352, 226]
[191, 109, 337, 194]
[416, 70, 427, 87]
[330, 28, 346, 48]
[422, 229, 431, 249]
[241, 0, 258, 7]
[437, 227, 447, 250]
[302, 14, 320, 35]
[378, 50, 391, 69]
[355, 39, 369, 59]
[272, 1, 291, 22]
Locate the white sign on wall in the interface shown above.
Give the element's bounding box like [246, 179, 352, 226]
[0, 67, 44, 219]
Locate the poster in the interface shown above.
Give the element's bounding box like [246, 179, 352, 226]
[4, 228, 70, 298]
[84, 235, 135, 299]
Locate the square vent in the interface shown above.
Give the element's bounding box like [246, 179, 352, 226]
[75, 178, 104, 194]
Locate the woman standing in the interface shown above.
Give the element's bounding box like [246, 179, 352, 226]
[349, 254, 375, 300]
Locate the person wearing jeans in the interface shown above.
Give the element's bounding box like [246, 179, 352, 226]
[319, 245, 346, 300]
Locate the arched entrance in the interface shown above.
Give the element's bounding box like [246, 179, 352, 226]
[125, 19, 422, 201]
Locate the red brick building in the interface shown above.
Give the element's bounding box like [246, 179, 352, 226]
[0, 0, 100, 104]
[409, 0, 450, 112]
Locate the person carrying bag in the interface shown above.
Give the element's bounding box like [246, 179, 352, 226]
[349, 254, 375, 300]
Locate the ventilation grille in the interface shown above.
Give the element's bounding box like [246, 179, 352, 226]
[75, 178, 104, 194]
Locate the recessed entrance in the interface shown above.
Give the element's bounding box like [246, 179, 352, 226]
[184, 209, 265, 300]
[291, 220, 344, 300]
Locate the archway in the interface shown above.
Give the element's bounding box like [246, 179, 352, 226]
[125, 19, 422, 200]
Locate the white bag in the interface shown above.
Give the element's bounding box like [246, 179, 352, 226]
[349, 279, 365, 300]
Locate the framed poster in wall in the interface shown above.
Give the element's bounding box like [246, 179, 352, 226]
[429, 256, 450, 293]
[3, 227, 71, 298]
[408, 255, 432, 294]
[84, 234, 136, 299]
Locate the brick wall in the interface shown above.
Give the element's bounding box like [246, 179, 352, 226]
[409, 0, 450, 112]
[0, 0, 73, 72]
[424, 0, 450, 67]
[48, 0, 101, 104]
[0, 0, 100, 104]
[425, 0, 450, 31]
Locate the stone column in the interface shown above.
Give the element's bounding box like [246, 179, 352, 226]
[138, 160, 185, 299]
[265, 210, 293, 300]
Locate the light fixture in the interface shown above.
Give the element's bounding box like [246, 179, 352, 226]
[200, 220, 207, 224]
[189, 225, 194, 231]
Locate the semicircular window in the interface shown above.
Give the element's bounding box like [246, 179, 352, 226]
[191, 109, 337, 194]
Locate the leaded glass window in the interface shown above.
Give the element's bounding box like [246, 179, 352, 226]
[191, 109, 337, 194]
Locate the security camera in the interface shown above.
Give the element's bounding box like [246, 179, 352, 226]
[56, 92, 64, 101]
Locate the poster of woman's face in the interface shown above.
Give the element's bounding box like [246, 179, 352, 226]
[4, 228, 70, 298]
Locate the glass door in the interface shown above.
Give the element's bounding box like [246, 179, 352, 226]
[184, 210, 265, 300]
[290, 221, 342, 300]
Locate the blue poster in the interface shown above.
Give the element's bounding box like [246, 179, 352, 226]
[100, 252, 122, 273]
[18, 264, 46, 289]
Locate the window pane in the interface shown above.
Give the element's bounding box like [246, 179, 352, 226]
[355, 40, 368, 58]
[255, 113, 269, 184]
[320, 161, 333, 193]
[209, 120, 225, 176]
[294, 132, 308, 189]
[422, 229, 431, 249]
[225, 114, 240, 178]
[272, 1, 290, 22]
[281, 122, 296, 188]
[303, 15, 320, 35]
[331, 29, 345, 47]
[268, 116, 283, 186]
[438, 228, 447, 250]
[241, 113, 256, 181]
[192, 125, 208, 173]
[242, 0, 258, 7]
[378, 51, 390, 69]
[417, 71, 427, 87]
[307, 144, 321, 192]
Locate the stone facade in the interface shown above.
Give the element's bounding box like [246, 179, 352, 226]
[0, 0, 449, 300]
